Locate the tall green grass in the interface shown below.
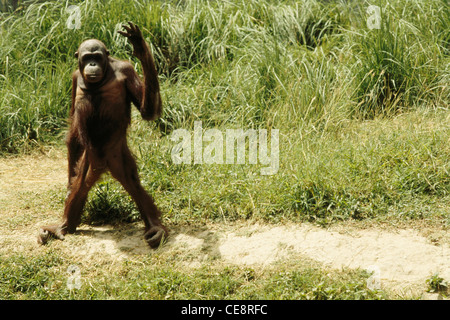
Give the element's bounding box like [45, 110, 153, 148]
[1, 0, 447, 150]
[352, 0, 449, 117]
[0, 0, 348, 151]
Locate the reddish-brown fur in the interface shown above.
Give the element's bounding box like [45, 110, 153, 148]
[38, 22, 167, 248]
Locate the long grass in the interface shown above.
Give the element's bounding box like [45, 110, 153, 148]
[352, 0, 448, 117]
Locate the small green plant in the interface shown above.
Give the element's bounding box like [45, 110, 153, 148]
[83, 180, 139, 225]
[426, 273, 448, 294]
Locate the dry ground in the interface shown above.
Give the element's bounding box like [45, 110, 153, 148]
[0, 150, 448, 299]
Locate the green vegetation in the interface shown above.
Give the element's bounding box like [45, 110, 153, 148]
[0, 250, 386, 299]
[426, 273, 448, 296]
[0, 0, 448, 299]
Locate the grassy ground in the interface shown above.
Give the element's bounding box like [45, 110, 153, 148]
[0, 0, 449, 300]
[0, 251, 387, 300]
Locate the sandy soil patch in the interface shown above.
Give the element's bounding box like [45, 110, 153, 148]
[57, 222, 448, 295]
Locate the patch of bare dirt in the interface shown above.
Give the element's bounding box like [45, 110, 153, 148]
[0, 149, 66, 200]
[56, 222, 448, 296]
